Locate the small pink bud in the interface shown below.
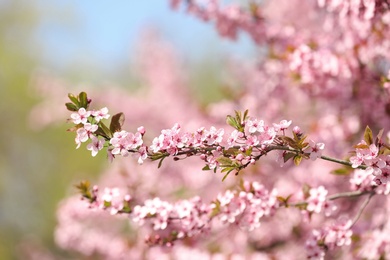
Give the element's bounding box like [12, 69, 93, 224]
[236, 154, 244, 161]
[243, 181, 251, 191]
[293, 126, 302, 136]
[137, 126, 146, 135]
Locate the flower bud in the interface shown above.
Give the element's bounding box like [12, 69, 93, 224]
[137, 126, 146, 135]
[293, 126, 303, 136]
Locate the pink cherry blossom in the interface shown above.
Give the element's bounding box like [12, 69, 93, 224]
[137, 146, 148, 165]
[87, 136, 105, 157]
[307, 140, 325, 161]
[273, 119, 292, 132]
[75, 123, 98, 149]
[110, 130, 143, 157]
[227, 129, 243, 148]
[305, 220, 353, 259]
[246, 118, 265, 134]
[305, 186, 336, 216]
[70, 108, 91, 125]
[91, 107, 110, 122]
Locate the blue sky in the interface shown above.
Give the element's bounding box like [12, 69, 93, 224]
[36, 1, 254, 75]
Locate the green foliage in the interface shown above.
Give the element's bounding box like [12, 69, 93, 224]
[110, 112, 125, 133]
[210, 200, 221, 218]
[217, 156, 242, 181]
[283, 152, 295, 163]
[302, 183, 311, 200]
[226, 109, 249, 133]
[331, 167, 352, 176]
[364, 125, 373, 145]
[277, 194, 292, 207]
[67, 92, 129, 141]
[75, 180, 94, 202]
[65, 91, 90, 111]
[293, 155, 303, 166]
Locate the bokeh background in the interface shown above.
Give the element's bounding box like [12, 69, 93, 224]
[0, 0, 254, 258]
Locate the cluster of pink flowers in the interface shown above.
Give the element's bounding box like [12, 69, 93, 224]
[215, 181, 278, 231]
[350, 140, 390, 184]
[69, 102, 328, 175]
[70, 107, 148, 163]
[80, 180, 279, 245]
[170, 0, 266, 42]
[71, 107, 110, 155]
[150, 124, 224, 155]
[147, 117, 283, 170]
[305, 220, 353, 260]
[109, 129, 144, 157]
[288, 45, 352, 96]
[305, 186, 336, 217]
[26, 0, 390, 258]
[358, 225, 390, 259]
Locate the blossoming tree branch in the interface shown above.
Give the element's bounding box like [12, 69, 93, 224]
[65, 91, 390, 258]
[28, 0, 390, 259]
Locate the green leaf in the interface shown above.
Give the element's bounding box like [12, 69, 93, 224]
[296, 135, 307, 145]
[67, 124, 83, 132]
[149, 152, 166, 161]
[222, 168, 236, 181]
[293, 155, 302, 166]
[75, 180, 90, 192]
[75, 180, 93, 200]
[65, 102, 78, 111]
[110, 112, 125, 133]
[235, 110, 242, 122]
[295, 202, 308, 211]
[158, 156, 166, 168]
[283, 152, 295, 163]
[302, 183, 311, 199]
[243, 109, 249, 121]
[354, 143, 369, 149]
[217, 156, 233, 166]
[202, 165, 211, 171]
[78, 92, 88, 109]
[223, 148, 238, 156]
[364, 125, 373, 145]
[331, 168, 351, 176]
[301, 142, 309, 149]
[210, 201, 221, 218]
[68, 93, 80, 106]
[245, 147, 253, 156]
[96, 122, 112, 139]
[376, 128, 384, 146]
[279, 136, 296, 147]
[226, 115, 238, 129]
[277, 196, 288, 205]
[351, 234, 361, 243]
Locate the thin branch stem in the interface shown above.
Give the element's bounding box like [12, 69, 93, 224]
[351, 192, 375, 227]
[288, 190, 374, 208]
[320, 155, 367, 170]
[327, 190, 372, 201]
